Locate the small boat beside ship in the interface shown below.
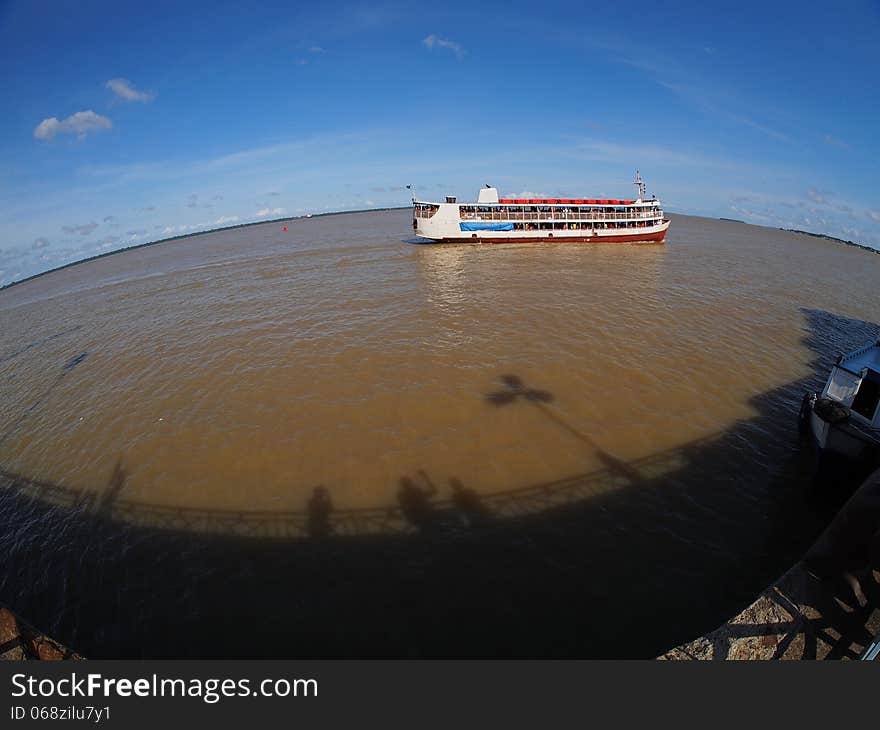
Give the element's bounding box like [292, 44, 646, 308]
[799, 340, 880, 485]
[413, 171, 670, 244]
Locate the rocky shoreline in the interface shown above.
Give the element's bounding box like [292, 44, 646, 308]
[661, 469, 880, 660]
[0, 605, 81, 661]
[658, 562, 879, 659]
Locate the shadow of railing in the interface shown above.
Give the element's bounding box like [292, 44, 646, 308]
[0, 432, 717, 540]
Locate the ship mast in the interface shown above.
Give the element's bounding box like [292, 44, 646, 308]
[633, 170, 646, 201]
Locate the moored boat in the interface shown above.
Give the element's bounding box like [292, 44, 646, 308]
[413, 171, 670, 244]
[799, 340, 880, 486]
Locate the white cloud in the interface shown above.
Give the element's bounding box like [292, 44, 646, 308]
[34, 110, 112, 141]
[867, 211, 880, 223]
[422, 34, 465, 59]
[504, 190, 549, 199]
[215, 215, 240, 225]
[31, 237, 50, 249]
[309, 45, 325, 54]
[256, 207, 285, 217]
[105, 78, 155, 103]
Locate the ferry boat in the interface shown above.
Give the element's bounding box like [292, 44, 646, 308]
[799, 340, 880, 485]
[412, 171, 669, 244]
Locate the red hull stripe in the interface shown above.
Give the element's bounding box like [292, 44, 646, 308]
[438, 229, 667, 245]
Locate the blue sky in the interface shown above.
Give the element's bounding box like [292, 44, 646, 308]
[1, 0, 878, 285]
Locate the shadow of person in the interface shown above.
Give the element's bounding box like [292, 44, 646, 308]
[306, 485, 334, 539]
[803, 468, 880, 608]
[449, 477, 491, 528]
[397, 476, 437, 532]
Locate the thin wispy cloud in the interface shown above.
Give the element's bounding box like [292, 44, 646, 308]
[105, 78, 155, 103]
[33, 111, 112, 141]
[61, 222, 99, 235]
[423, 34, 465, 59]
[656, 80, 793, 144]
[597, 39, 793, 144]
[215, 215, 240, 225]
[31, 237, 50, 249]
[807, 187, 831, 205]
[309, 45, 326, 54]
[256, 207, 285, 217]
[822, 134, 850, 149]
[724, 111, 793, 144]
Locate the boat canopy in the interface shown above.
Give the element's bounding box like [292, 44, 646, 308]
[836, 340, 880, 376]
[824, 340, 880, 426]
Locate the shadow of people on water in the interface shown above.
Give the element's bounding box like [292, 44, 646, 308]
[397, 475, 437, 532]
[449, 478, 491, 528]
[306, 486, 333, 539]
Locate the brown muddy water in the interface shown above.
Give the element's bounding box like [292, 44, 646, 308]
[0, 209, 878, 658]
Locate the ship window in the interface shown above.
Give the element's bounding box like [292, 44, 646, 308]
[851, 372, 880, 421]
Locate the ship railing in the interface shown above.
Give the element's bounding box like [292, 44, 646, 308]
[459, 211, 662, 222]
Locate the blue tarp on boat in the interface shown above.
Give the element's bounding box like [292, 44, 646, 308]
[459, 222, 515, 231]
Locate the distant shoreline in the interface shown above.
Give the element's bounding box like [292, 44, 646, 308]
[780, 227, 880, 255]
[718, 217, 879, 255]
[0, 206, 410, 293]
[3, 207, 877, 293]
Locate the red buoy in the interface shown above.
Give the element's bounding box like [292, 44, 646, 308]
[282, 225, 287, 232]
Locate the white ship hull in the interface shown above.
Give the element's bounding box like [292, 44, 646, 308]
[413, 178, 669, 244]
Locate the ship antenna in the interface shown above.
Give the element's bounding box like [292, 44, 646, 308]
[406, 184, 413, 203]
[633, 170, 646, 201]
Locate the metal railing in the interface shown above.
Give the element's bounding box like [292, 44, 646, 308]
[460, 211, 662, 222]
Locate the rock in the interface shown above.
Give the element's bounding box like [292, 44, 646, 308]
[32, 637, 65, 661]
[0, 608, 20, 645]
